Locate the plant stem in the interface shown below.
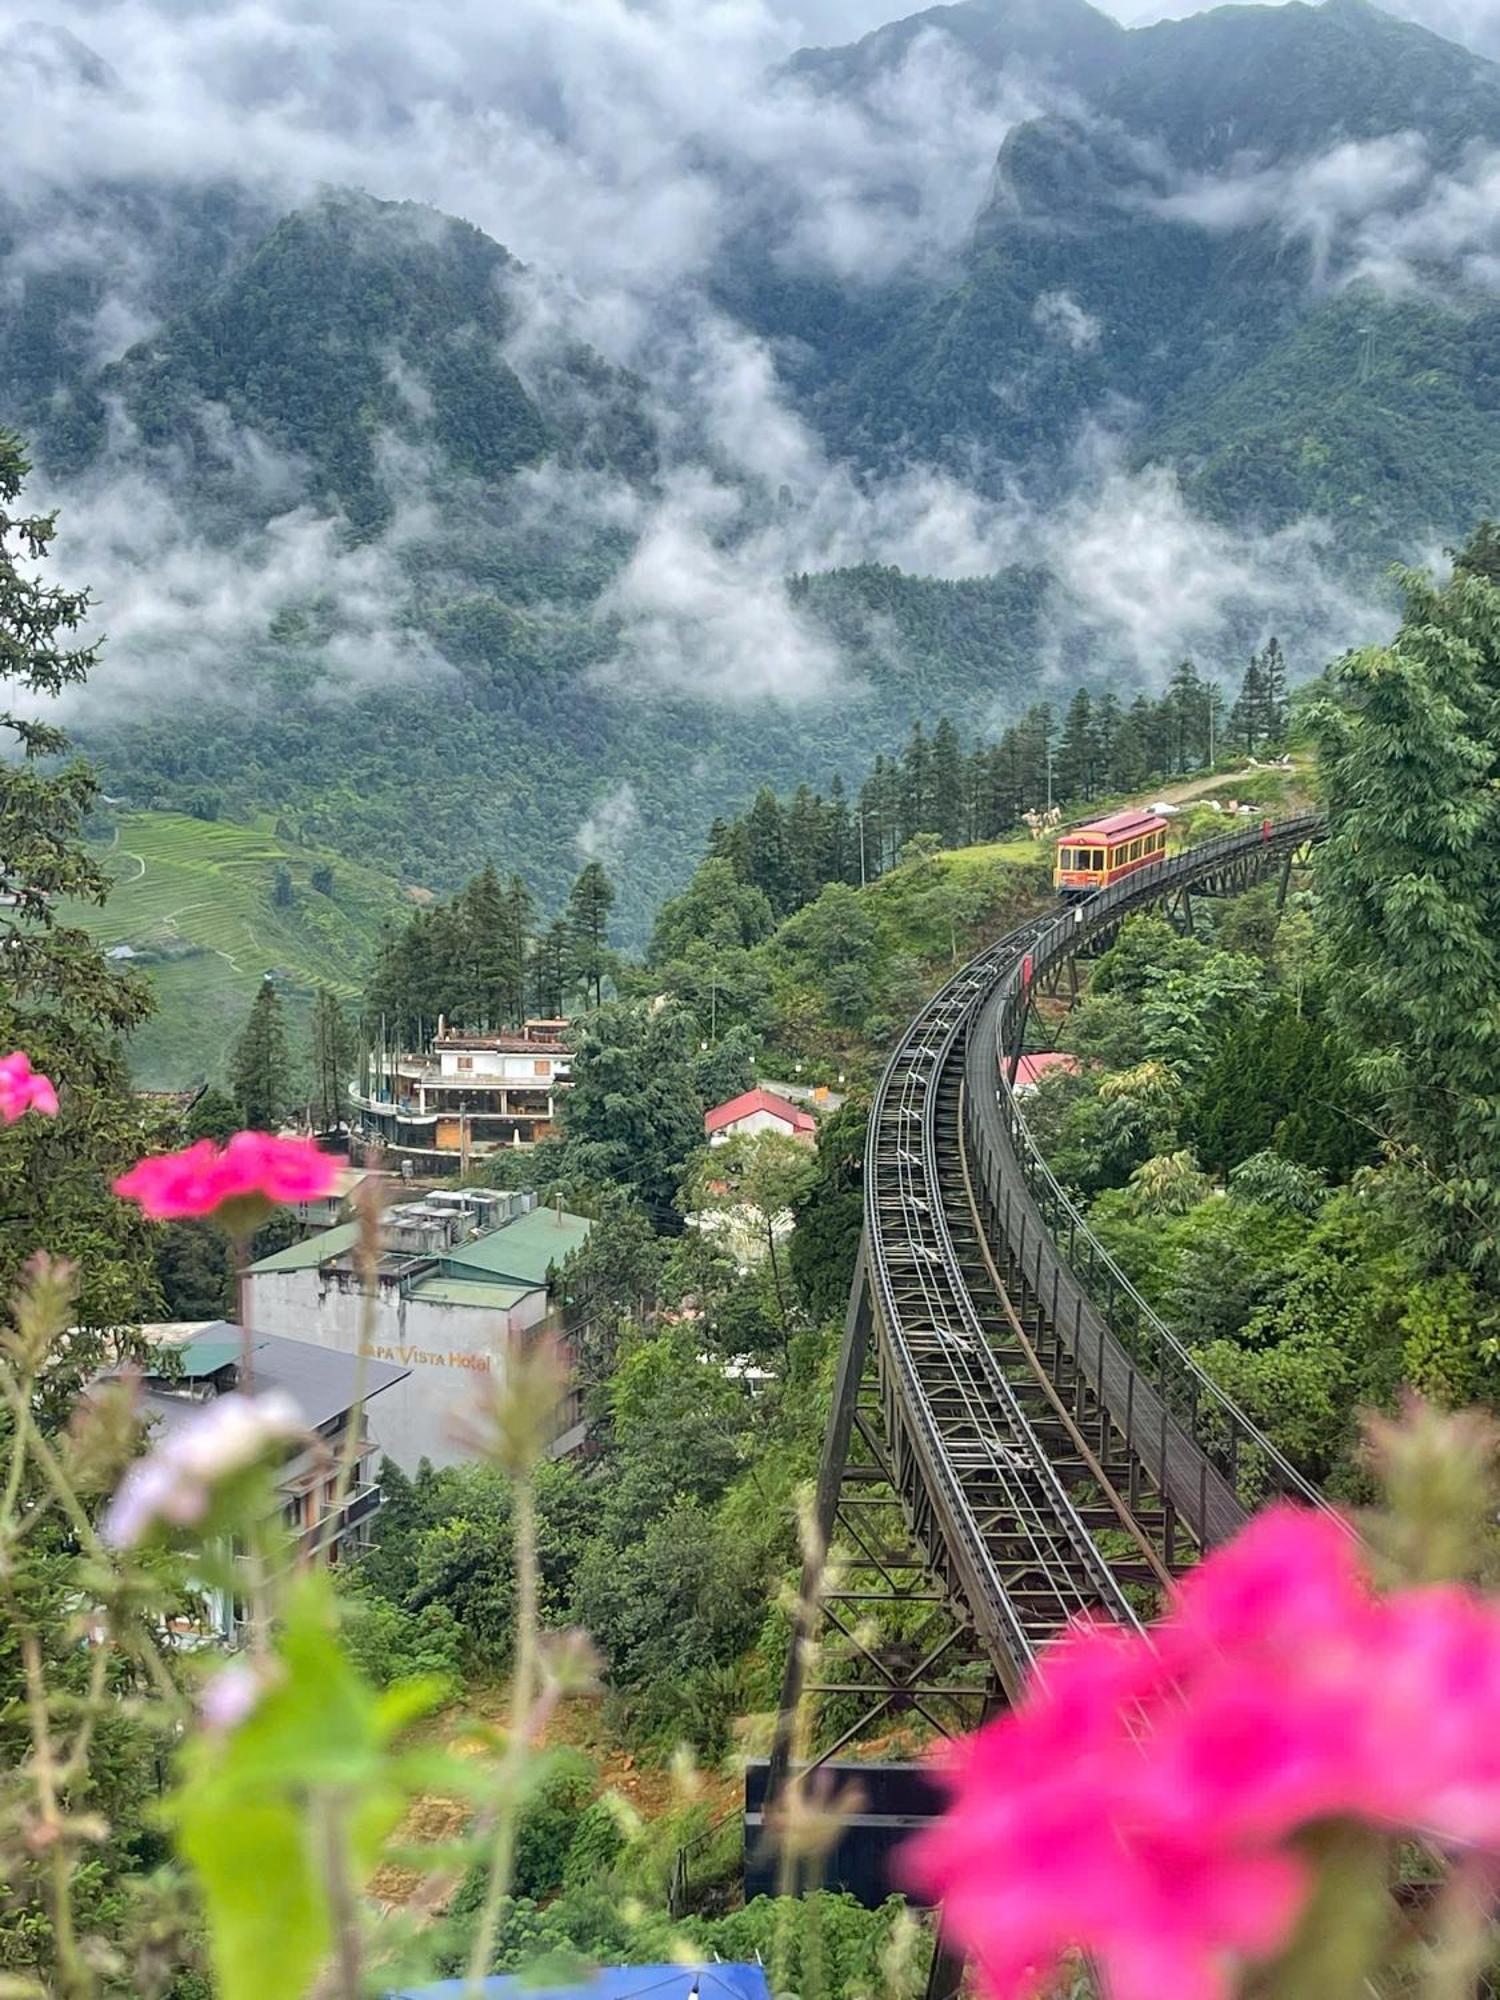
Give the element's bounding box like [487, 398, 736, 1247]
[20, 1628, 89, 1999]
[317, 1790, 364, 2000]
[1247, 1821, 1396, 2000]
[1418, 1855, 1496, 2000]
[464, 1471, 538, 1995]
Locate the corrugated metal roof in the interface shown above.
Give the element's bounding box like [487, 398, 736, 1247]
[249, 1220, 361, 1272]
[406, 1276, 536, 1311]
[140, 1323, 409, 1433]
[705, 1087, 817, 1135]
[438, 1206, 591, 1284]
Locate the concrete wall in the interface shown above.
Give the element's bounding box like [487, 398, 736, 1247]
[437, 1048, 565, 1084]
[244, 1268, 549, 1471]
[710, 1109, 803, 1145]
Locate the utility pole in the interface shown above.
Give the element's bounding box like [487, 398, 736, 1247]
[858, 806, 867, 888]
[1046, 744, 1054, 814]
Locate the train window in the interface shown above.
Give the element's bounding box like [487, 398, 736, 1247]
[1059, 847, 1077, 870]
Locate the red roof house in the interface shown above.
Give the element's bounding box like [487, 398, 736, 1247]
[705, 1088, 818, 1145]
[1013, 1053, 1081, 1094]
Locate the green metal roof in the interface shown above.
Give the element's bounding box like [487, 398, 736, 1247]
[407, 1276, 537, 1312]
[170, 1340, 242, 1378]
[248, 1221, 360, 1273]
[438, 1207, 592, 1286]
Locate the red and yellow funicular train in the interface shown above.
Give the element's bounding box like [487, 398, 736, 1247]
[1053, 807, 1169, 897]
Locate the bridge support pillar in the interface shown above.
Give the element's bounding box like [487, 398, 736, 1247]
[766, 1240, 873, 1805]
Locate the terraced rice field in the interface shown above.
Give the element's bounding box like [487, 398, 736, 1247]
[58, 812, 411, 1089]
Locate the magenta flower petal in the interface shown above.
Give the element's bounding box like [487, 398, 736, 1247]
[0, 1051, 61, 1124]
[904, 1504, 1500, 2000]
[114, 1132, 340, 1220]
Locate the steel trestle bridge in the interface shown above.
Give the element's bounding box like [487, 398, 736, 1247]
[769, 815, 1328, 1798]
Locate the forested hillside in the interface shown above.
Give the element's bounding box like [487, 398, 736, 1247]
[10, 0, 1500, 982]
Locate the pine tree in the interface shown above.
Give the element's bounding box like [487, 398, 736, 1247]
[501, 873, 535, 1023]
[231, 978, 292, 1130]
[566, 862, 616, 1009]
[785, 783, 828, 911]
[929, 715, 967, 846]
[900, 720, 932, 839]
[0, 430, 159, 1334]
[309, 987, 353, 1132]
[531, 917, 571, 1018]
[742, 788, 792, 914]
[1232, 652, 1269, 754]
[463, 861, 510, 1027]
[1167, 659, 1206, 773]
[825, 775, 854, 886]
[1261, 636, 1290, 742]
[1056, 689, 1097, 803]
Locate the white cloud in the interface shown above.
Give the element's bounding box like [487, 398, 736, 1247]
[1033, 430, 1382, 678]
[1152, 131, 1500, 299]
[1, 0, 1040, 298]
[1032, 289, 1103, 353]
[595, 469, 848, 705]
[38, 408, 452, 716]
[1, 0, 1427, 735]
[575, 780, 641, 863]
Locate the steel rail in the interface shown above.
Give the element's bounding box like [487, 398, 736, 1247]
[861, 814, 1328, 1686]
[965, 815, 1328, 1534]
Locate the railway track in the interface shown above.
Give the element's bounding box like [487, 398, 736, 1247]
[773, 815, 1328, 1761]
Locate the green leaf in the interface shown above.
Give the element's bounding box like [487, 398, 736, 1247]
[166, 1571, 443, 2000]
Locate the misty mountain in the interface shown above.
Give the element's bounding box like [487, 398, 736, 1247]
[43, 193, 656, 536]
[8, 0, 1500, 950]
[766, 0, 1500, 558]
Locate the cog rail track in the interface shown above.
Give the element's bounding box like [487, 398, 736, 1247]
[772, 815, 1328, 1769]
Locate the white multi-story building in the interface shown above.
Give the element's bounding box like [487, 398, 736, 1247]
[350, 1020, 570, 1171]
[130, 1322, 410, 1640]
[244, 1188, 591, 1471]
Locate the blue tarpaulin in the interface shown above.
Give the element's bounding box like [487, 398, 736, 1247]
[390, 1965, 772, 2000]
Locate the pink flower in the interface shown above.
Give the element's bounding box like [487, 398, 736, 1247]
[198, 1659, 270, 1734]
[0, 1051, 59, 1124]
[113, 1131, 340, 1221]
[903, 1505, 1500, 2000]
[102, 1390, 304, 1546]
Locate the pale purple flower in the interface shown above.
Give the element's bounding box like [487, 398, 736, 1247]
[198, 1659, 266, 1735]
[103, 1390, 304, 1547]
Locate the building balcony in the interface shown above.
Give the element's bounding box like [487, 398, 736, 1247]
[297, 1481, 383, 1558]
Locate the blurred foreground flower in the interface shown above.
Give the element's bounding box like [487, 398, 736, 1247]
[113, 1131, 339, 1224]
[0, 1049, 58, 1123]
[198, 1658, 276, 1735]
[103, 1389, 304, 1547]
[904, 1500, 1500, 2000]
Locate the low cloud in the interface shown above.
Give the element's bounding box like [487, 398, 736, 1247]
[1033, 430, 1384, 680]
[41, 408, 451, 717]
[1032, 289, 1103, 354]
[575, 780, 641, 865]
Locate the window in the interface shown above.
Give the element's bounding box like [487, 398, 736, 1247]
[533, 1059, 551, 1077]
[457, 1055, 473, 1073]
[1059, 847, 1077, 870]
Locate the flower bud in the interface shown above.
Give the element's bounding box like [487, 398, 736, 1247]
[1362, 1395, 1500, 1587]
